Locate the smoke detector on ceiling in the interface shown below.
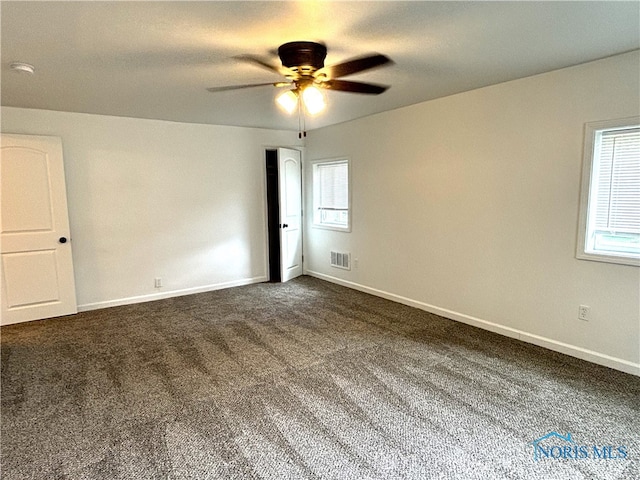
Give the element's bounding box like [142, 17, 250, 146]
[9, 62, 35, 74]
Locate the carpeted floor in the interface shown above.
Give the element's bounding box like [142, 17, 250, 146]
[1, 276, 638, 479]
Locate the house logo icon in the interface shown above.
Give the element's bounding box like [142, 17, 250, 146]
[529, 432, 574, 461]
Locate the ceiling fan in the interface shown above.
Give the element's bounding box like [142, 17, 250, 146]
[207, 41, 393, 134]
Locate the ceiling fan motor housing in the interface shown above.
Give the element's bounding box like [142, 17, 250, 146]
[278, 41, 327, 73]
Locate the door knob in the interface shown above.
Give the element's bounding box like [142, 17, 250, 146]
[282, 224, 289, 228]
[59, 237, 67, 244]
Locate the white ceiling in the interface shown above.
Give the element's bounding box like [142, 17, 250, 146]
[2, 1, 639, 132]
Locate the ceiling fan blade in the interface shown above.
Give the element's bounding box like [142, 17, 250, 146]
[322, 79, 389, 94]
[319, 54, 392, 79]
[234, 54, 293, 76]
[206, 82, 290, 93]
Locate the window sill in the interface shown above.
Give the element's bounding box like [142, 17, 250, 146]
[312, 223, 351, 233]
[576, 251, 639, 267]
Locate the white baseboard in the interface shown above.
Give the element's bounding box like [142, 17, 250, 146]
[77, 276, 267, 312]
[305, 270, 640, 377]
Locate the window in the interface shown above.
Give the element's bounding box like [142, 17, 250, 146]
[312, 158, 350, 231]
[577, 117, 640, 266]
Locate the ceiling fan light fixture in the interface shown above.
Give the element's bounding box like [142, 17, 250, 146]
[276, 89, 298, 114]
[302, 85, 326, 115]
[211, 41, 391, 126]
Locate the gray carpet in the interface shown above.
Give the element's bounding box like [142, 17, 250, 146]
[1, 276, 638, 479]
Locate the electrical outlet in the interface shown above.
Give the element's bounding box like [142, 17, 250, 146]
[154, 277, 163, 288]
[578, 305, 590, 321]
[354, 258, 359, 269]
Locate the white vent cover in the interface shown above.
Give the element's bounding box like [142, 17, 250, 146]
[330, 251, 351, 270]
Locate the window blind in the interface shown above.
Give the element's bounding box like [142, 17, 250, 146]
[318, 162, 348, 210]
[594, 128, 640, 234]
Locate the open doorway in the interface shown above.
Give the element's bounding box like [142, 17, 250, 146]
[265, 148, 303, 282]
[266, 149, 281, 282]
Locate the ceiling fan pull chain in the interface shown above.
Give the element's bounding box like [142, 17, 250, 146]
[298, 96, 303, 138]
[298, 98, 301, 138]
[303, 107, 307, 138]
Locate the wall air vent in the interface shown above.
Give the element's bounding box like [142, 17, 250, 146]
[330, 251, 351, 270]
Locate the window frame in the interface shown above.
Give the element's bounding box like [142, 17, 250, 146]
[311, 157, 351, 232]
[576, 117, 640, 267]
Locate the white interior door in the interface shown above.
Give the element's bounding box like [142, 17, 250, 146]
[278, 148, 303, 282]
[1, 134, 77, 325]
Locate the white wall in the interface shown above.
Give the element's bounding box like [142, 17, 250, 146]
[2, 108, 300, 309]
[303, 51, 640, 375]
